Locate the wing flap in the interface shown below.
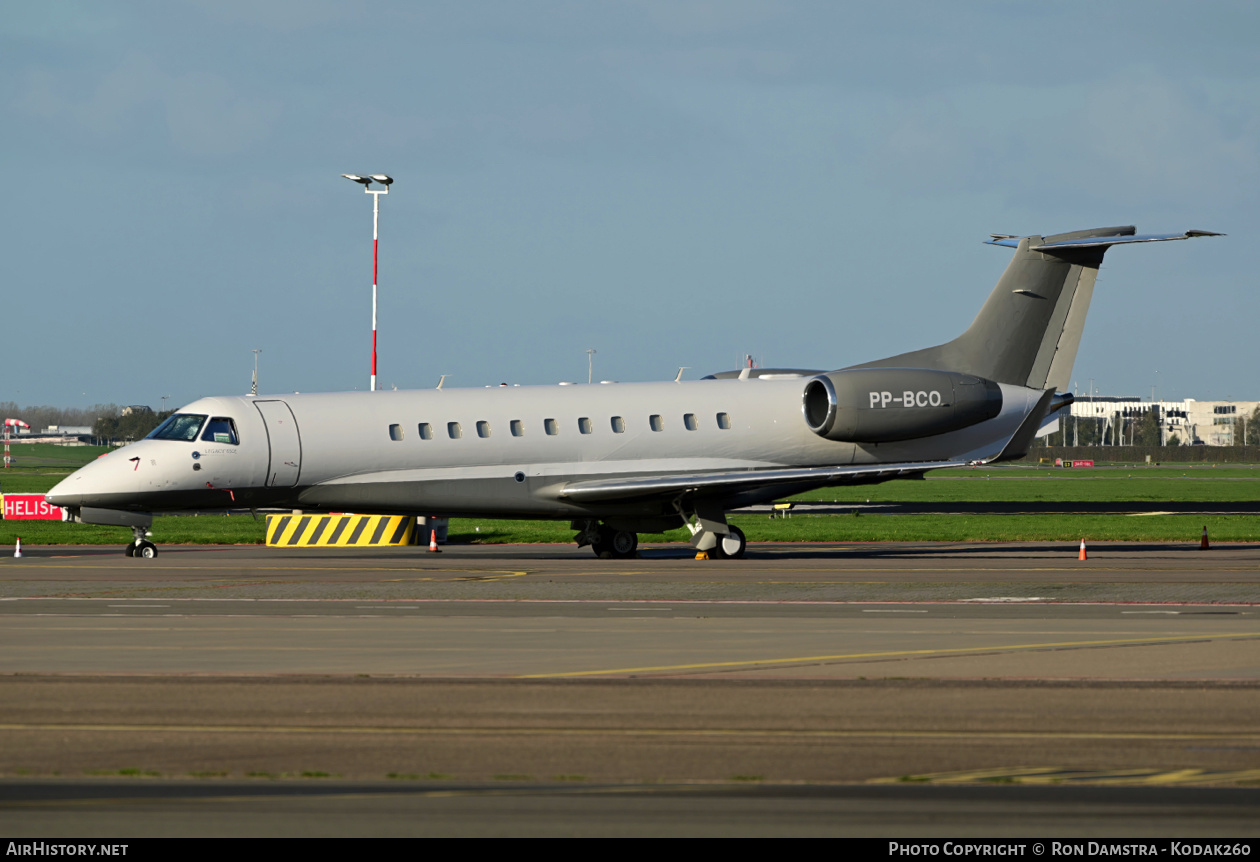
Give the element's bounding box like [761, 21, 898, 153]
[559, 461, 968, 503]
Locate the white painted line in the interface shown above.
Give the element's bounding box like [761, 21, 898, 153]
[960, 597, 1049, 603]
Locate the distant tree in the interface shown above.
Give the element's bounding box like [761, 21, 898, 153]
[93, 410, 172, 442]
[1237, 406, 1260, 447]
[1131, 407, 1162, 446]
[1, 402, 121, 432]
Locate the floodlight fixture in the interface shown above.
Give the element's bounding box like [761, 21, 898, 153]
[342, 173, 371, 185]
[369, 174, 394, 186]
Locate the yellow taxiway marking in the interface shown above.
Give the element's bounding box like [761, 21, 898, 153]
[516, 631, 1260, 678]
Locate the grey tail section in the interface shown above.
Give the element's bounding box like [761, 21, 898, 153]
[853, 226, 1221, 391]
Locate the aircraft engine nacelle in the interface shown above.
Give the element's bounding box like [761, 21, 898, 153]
[802, 368, 1003, 443]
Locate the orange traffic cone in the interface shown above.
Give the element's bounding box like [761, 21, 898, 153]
[429, 529, 442, 553]
[13, 538, 21, 558]
[1200, 526, 1209, 550]
[1078, 539, 1087, 561]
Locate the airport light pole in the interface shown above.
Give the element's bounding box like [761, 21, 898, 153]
[251, 349, 262, 396]
[341, 173, 394, 391]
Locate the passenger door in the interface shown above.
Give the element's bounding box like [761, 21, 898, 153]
[254, 400, 302, 487]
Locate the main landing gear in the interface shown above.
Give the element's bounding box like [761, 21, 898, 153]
[573, 508, 747, 560]
[682, 501, 746, 559]
[575, 521, 639, 559]
[124, 525, 158, 559]
[708, 524, 747, 559]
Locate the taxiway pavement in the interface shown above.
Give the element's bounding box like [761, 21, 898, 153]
[3, 541, 1259, 836]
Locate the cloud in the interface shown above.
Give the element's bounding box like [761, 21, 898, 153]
[850, 70, 1260, 210]
[13, 53, 277, 157]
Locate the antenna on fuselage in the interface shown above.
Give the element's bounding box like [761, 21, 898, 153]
[436, 374, 449, 390]
[674, 367, 689, 383]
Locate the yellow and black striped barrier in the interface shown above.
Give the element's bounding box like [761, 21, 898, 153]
[266, 513, 416, 547]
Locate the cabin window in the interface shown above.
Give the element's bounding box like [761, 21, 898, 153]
[510, 419, 524, 437]
[716, 412, 731, 430]
[418, 423, 433, 440]
[147, 414, 206, 442]
[476, 420, 491, 438]
[388, 424, 404, 441]
[611, 416, 625, 433]
[683, 413, 698, 431]
[201, 417, 239, 445]
[544, 418, 558, 436]
[447, 422, 463, 439]
[649, 414, 663, 432]
[578, 417, 592, 435]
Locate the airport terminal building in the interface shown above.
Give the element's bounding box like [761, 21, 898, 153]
[1063, 397, 1260, 447]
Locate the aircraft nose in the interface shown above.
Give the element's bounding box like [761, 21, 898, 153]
[45, 450, 138, 508]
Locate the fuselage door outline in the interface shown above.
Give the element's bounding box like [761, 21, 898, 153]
[253, 400, 302, 487]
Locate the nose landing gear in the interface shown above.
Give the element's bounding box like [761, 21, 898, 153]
[125, 525, 158, 559]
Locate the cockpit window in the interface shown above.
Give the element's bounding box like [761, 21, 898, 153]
[147, 414, 207, 442]
[201, 417, 240, 445]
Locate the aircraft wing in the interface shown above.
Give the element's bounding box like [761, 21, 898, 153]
[558, 460, 968, 503]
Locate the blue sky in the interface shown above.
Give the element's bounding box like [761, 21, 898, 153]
[4, 1, 1256, 409]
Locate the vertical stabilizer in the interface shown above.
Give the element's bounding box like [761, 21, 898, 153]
[853, 226, 1220, 390]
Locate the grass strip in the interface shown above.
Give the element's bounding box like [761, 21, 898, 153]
[2, 513, 1256, 547]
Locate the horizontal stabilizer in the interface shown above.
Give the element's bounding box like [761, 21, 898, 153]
[986, 229, 1223, 251]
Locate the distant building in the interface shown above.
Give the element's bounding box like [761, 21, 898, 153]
[40, 426, 93, 436]
[1062, 397, 1258, 446]
[121, 405, 153, 417]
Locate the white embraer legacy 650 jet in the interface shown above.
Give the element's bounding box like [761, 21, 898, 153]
[48, 226, 1220, 560]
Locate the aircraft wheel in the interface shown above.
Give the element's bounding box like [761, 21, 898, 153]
[590, 531, 612, 558]
[137, 541, 159, 559]
[609, 530, 638, 558]
[124, 543, 135, 557]
[712, 525, 746, 559]
[591, 526, 637, 559]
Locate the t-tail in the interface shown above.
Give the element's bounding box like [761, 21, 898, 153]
[854, 225, 1222, 391]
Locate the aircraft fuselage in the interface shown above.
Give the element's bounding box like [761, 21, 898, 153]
[46, 376, 1039, 523]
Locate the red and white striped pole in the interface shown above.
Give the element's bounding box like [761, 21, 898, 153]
[342, 174, 393, 392]
[371, 188, 379, 392]
[3, 419, 30, 469]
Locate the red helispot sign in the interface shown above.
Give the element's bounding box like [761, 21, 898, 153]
[2, 494, 67, 520]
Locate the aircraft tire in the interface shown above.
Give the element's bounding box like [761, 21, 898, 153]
[591, 526, 637, 559]
[137, 541, 158, 559]
[590, 532, 612, 558]
[124, 544, 135, 557]
[610, 529, 638, 558]
[712, 525, 746, 560]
